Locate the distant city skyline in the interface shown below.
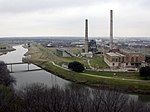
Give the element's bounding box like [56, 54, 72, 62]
[0, 0, 150, 38]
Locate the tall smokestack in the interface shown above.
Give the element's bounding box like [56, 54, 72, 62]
[110, 10, 113, 50]
[85, 19, 89, 53]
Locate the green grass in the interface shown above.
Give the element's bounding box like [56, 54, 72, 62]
[85, 70, 141, 80]
[89, 56, 109, 69]
[69, 47, 82, 55]
[30, 45, 90, 68]
[0, 44, 7, 49]
[30, 59, 150, 93]
[27, 45, 150, 94]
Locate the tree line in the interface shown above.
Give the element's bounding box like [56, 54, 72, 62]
[1, 83, 150, 112]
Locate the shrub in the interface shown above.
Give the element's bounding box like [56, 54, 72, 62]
[68, 61, 85, 72]
[139, 66, 150, 79]
[0, 85, 19, 112]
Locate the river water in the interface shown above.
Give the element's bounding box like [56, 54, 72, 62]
[0, 45, 150, 103]
[0, 45, 70, 89]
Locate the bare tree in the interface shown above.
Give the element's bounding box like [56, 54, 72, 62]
[91, 89, 129, 112]
[127, 100, 150, 112]
[17, 83, 66, 112]
[64, 86, 91, 112]
[5, 83, 149, 112]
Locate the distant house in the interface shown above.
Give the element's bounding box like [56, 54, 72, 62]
[71, 42, 84, 47]
[56, 48, 74, 57]
[81, 52, 93, 58]
[46, 43, 53, 47]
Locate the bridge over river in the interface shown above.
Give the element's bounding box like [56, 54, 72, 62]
[6, 62, 42, 73]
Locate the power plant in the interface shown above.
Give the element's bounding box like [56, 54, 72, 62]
[104, 10, 145, 69]
[82, 10, 145, 69]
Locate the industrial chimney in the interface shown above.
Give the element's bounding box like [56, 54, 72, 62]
[85, 19, 89, 53]
[110, 10, 113, 50]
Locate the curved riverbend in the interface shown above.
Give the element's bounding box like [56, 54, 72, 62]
[0, 45, 150, 103]
[0, 45, 70, 89]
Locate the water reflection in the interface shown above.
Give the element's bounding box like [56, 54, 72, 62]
[0, 45, 28, 63]
[11, 70, 70, 90]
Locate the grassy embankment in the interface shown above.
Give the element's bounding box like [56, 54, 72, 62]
[0, 44, 15, 54]
[26, 45, 150, 94]
[0, 44, 6, 48]
[85, 70, 141, 80]
[89, 56, 109, 69]
[33, 45, 90, 68]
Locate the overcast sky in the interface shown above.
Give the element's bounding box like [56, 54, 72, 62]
[0, 0, 150, 38]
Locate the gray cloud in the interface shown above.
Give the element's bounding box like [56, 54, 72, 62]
[0, 0, 100, 13]
[0, 0, 150, 37]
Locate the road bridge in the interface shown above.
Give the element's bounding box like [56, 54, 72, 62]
[6, 62, 42, 73]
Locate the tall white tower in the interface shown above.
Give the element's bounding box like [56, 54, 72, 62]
[110, 10, 113, 50]
[85, 19, 89, 53]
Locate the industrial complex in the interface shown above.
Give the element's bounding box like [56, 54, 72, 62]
[81, 10, 145, 70]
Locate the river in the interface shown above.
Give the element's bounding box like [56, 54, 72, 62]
[0, 45, 70, 89]
[0, 45, 150, 103]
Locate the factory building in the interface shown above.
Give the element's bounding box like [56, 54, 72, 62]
[104, 52, 126, 68]
[104, 51, 145, 68]
[104, 10, 145, 69]
[120, 50, 145, 67]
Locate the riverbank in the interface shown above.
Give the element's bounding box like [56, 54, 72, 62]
[26, 45, 150, 94]
[0, 44, 16, 56]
